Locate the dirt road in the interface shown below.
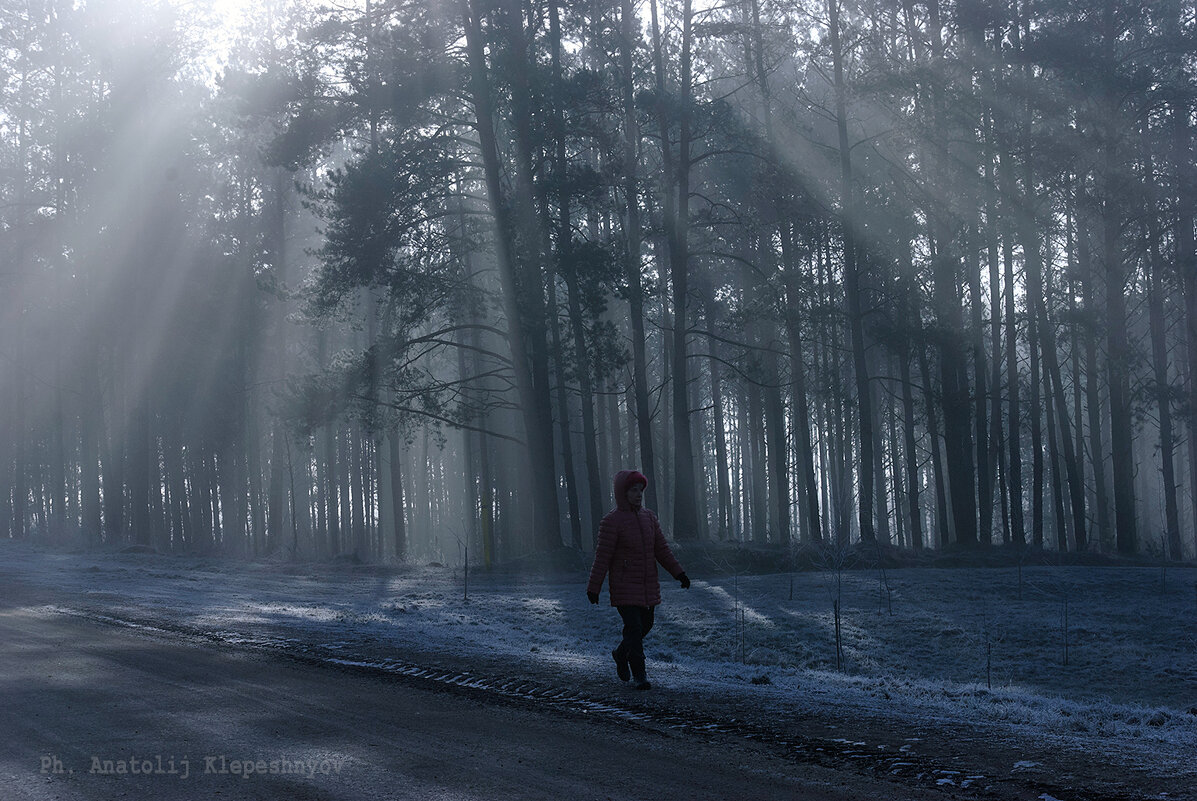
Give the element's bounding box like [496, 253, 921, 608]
[0, 599, 972, 801]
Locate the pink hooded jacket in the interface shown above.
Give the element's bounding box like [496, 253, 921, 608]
[586, 470, 685, 607]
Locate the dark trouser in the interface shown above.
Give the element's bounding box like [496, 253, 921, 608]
[615, 605, 655, 678]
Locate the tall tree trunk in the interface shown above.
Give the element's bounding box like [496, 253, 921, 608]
[1175, 99, 1197, 558]
[10, 45, 32, 541]
[463, 0, 562, 550]
[934, 240, 978, 549]
[128, 401, 153, 547]
[386, 433, 407, 560]
[655, 236, 674, 525]
[548, 273, 583, 549]
[351, 428, 367, 559]
[1103, 154, 1137, 555]
[164, 425, 190, 548]
[619, 0, 658, 512]
[1067, 200, 1087, 549]
[704, 290, 734, 538]
[246, 394, 266, 555]
[967, 230, 992, 544]
[0, 339, 11, 540]
[187, 447, 209, 552]
[1078, 201, 1113, 549]
[339, 430, 353, 555]
[919, 345, 951, 547]
[1098, 5, 1137, 555]
[871, 352, 892, 546]
[218, 440, 246, 553]
[1148, 227, 1182, 559]
[929, 0, 976, 548]
[1024, 189, 1088, 550]
[1029, 288, 1044, 549]
[747, 0, 798, 544]
[986, 154, 1009, 546]
[102, 384, 125, 544]
[1044, 365, 1068, 549]
[828, 0, 875, 544]
[819, 231, 852, 544]
[1046, 351, 1087, 550]
[881, 381, 901, 547]
[763, 345, 790, 542]
[747, 381, 768, 543]
[50, 358, 67, 540]
[689, 355, 710, 541]
[649, 0, 699, 539]
[781, 230, 822, 543]
[201, 449, 219, 548]
[80, 349, 103, 542]
[733, 394, 746, 538]
[321, 427, 338, 555]
[897, 238, 924, 549]
[899, 340, 923, 550]
[479, 426, 496, 566]
[1001, 174, 1025, 548]
[266, 171, 290, 554]
[1141, 140, 1180, 558]
[549, 0, 597, 547]
[562, 274, 602, 539]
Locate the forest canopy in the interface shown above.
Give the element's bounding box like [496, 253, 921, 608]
[2, 0, 1195, 564]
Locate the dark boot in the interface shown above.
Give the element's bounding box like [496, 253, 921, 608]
[629, 654, 651, 690]
[612, 648, 630, 682]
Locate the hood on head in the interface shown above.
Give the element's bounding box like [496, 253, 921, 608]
[613, 469, 649, 511]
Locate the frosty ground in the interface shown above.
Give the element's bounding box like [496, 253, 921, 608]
[3, 539, 1194, 800]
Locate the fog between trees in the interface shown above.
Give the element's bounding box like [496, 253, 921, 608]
[2, 0, 1195, 564]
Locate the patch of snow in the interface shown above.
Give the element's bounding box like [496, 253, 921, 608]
[5, 542, 1197, 787]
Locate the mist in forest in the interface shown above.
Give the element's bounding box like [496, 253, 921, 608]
[2, 0, 1195, 565]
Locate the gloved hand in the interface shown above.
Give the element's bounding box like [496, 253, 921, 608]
[587, 590, 599, 604]
[678, 572, 690, 589]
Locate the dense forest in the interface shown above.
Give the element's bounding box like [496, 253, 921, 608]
[1, 0, 1195, 564]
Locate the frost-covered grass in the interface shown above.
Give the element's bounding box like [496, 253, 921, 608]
[4, 540, 1196, 780]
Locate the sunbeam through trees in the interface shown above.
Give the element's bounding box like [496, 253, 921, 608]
[2, 0, 1196, 564]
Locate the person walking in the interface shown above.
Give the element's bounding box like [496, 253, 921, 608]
[586, 470, 690, 689]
